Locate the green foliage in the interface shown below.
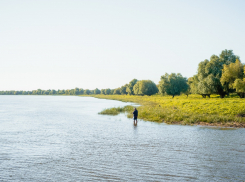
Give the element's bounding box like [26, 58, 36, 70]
[74, 87, 80, 95]
[126, 79, 138, 95]
[233, 79, 245, 98]
[219, 49, 238, 65]
[65, 90, 70, 95]
[58, 89, 65, 95]
[94, 88, 101, 94]
[98, 105, 134, 115]
[109, 89, 114, 95]
[159, 73, 188, 97]
[120, 84, 128, 95]
[101, 89, 105, 95]
[191, 49, 239, 98]
[197, 56, 224, 96]
[79, 88, 84, 95]
[95, 94, 245, 127]
[84, 89, 91, 95]
[50, 90, 56, 95]
[233, 79, 245, 92]
[133, 80, 158, 96]
[113, 88, 121, 95]
[188, 75, 199, 94]
[105, 88, 111, 95]
[220, 59, 244, 90]
[0, 87, 89, 95]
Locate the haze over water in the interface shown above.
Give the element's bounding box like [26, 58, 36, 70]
[0, 96, 245, 181]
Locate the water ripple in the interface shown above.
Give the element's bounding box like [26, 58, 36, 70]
[0, 96, 245, 181]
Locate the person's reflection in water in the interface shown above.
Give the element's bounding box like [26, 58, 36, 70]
[133, 121, 138, 134]
[134, 122, 137, 127]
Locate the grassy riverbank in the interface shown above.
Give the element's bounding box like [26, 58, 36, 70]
[94, 94, 245, 128]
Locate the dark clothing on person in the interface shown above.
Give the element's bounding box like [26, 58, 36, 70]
[133, 109, 138, 119]
[133, 109, 138, 123]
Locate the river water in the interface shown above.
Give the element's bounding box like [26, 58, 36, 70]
[0, 96, 245, 181]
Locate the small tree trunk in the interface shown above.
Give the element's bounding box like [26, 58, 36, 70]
[240, 93, 245, 98]
[172, 95, 175, 98]
[219, 93, 225, 98]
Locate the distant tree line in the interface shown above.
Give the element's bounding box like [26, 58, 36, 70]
[0, 88, 101, 96]
[0, 79, 159, 96]
[1, 49, 244, 98]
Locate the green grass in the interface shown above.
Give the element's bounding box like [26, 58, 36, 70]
[99, 105, 134, 116]
[92, 94, 245, 127]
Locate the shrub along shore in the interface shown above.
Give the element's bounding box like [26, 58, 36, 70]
[94, 94, 245, 128]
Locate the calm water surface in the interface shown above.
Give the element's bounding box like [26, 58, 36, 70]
[0, 96, 245, 181]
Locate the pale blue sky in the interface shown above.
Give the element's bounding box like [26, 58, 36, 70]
[1, 0, 245, 90]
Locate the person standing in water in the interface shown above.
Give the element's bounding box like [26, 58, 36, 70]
[133, 108, 138, 123]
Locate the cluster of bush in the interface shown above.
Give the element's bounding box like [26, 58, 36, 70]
[1, 49, 245, 98]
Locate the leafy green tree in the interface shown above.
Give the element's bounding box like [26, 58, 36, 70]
[49, 90, 56, 95]
[159, 73, 188, 98]
[79, 88, 84, 95]
[101, 89, 105, 95]
[65, 90, 70, 95]
[90, 90, 95, 94]
[94, 88, 101, 94]
[69, 89, 74, 95]
[120, 84, 128, 95]
[58, 89, 65, 95]
[219, 49, 238, 65]
[84, 89, 91, 95]
[187, 76, 198, 94]
[14, 91, 19, 95]
[43, 90, 49, 95]
[110, 89, 114, 95]
[126, 79, 138, 95]
[133, 80, 158, 96]
[105, 88, 111, 95]
[74, 88, 80, 95]
[37, 89, 42, 95]
[191, 50, 239, 98]
[220, 59, 244, 91]
[182, 78, 192, 97]
[233, 78, 245, 98]
[113, 88, 121, 95]
[22, 91, 28, 95]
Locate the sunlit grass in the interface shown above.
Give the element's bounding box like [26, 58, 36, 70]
[92, 94, 245, 127]
[99, 105, 134, 115]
